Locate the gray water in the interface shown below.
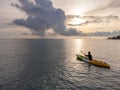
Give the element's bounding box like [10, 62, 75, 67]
[0, 39, 120, 90]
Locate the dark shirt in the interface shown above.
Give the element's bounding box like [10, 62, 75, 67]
[86, 54, 93, 60]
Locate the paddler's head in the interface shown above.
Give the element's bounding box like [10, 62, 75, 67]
[88, 51, 91, 54]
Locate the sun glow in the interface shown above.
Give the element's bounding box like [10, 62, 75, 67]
[72, 8, 85, 16]
[71, 17, 86, 25]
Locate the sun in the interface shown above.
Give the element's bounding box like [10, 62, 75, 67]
[70, 17, 86, 25]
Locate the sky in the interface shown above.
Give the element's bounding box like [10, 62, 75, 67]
[0, 0, 120, 38]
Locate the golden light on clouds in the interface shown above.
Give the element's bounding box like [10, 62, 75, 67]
[70, 17, 86, 25]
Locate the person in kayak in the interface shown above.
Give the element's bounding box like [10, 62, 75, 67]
[85, 52, 93, 60]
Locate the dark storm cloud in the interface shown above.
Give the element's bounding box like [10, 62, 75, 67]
[12, 0, 82, 36]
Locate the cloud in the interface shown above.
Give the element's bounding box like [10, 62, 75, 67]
[107, 0, 120, 8]
[87, 30, 120, 36]
[67, 15, 119, 26]
[85, 0, 120, 14]
[83, 15, 119, 24]
[11, 0, 82, 36]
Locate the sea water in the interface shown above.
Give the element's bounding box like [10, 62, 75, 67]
[0, 39, 120, 90]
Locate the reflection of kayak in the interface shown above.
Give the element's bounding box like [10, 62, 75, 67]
[76, 54, 110, 68]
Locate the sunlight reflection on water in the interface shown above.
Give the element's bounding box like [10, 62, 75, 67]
[74, 39, 83, 53]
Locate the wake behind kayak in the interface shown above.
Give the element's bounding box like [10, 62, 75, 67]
[76, 54, 110, 68]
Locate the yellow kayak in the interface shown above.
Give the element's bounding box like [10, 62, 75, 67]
[76, 54, 110, 68]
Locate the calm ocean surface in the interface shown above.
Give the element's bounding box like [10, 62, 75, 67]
[0, 39, 120, 90]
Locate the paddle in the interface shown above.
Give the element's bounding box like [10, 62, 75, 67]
[80, 51, 86, 56]
[80, 51, 89, 59]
